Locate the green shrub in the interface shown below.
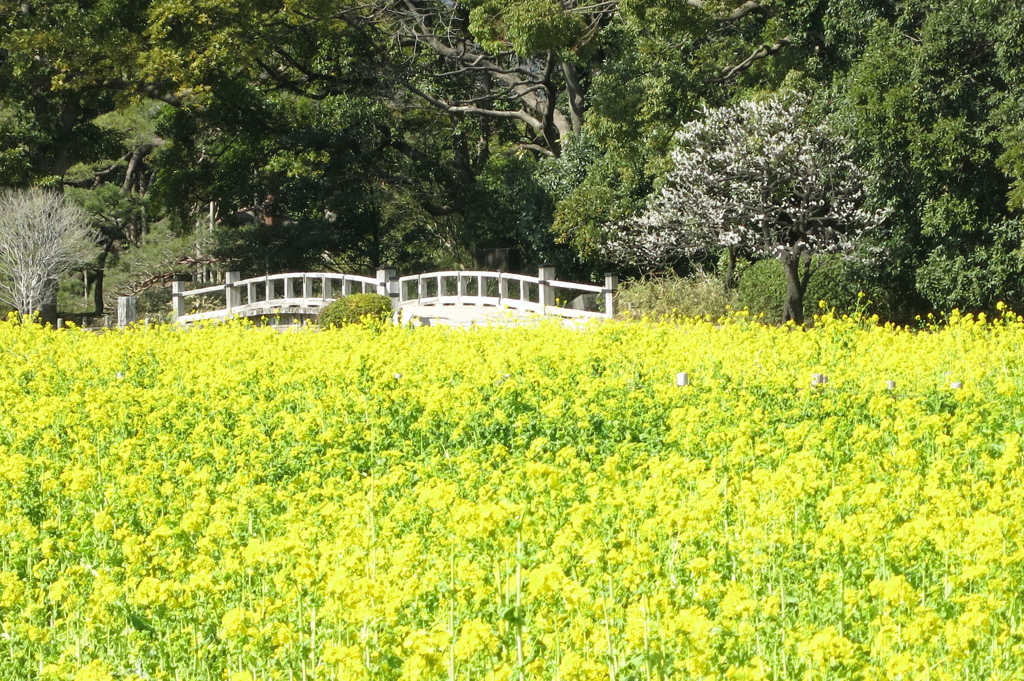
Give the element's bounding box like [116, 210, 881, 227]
[617, 272, 738, 320]
[735, 260, 787, 323]
[319, 293, 393, 327]
[736, 255, 863, 323]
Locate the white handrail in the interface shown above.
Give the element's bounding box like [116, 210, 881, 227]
[233, 272, 379, 288]
[184, 284, 224, 296]
[549, 279, 604, 294]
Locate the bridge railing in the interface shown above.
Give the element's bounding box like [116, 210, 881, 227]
[395, 267, 617, 319]
[171, 266, 617, 323]
[172, 271, 382, 323]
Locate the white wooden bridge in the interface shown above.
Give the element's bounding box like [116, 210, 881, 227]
[171, 266, 617, 326]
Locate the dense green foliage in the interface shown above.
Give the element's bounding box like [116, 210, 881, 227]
[616, 273, 738, 320]
[318, 292, 393, 328]
[4, 0, 1024, 320]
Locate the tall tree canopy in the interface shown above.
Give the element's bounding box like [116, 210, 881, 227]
[3, 0, 1024, 320]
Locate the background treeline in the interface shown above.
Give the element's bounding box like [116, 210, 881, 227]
[3, 0, 1024, 322]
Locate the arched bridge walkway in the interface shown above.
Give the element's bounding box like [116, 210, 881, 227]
[171, 267, 617, 326]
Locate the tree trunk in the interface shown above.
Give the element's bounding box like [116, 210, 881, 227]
[40, 280, 57, 326]
[40, 99, 80, 178]
[780, 251, 806, 325]
[539, 51, 562, 156]
[93, 247, 110, 316]
[723, 245, 737, 291]
[92, 267, 105, 317]
[562, 61, 585, 135]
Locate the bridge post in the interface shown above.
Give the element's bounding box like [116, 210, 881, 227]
[171, 280, 186, 320]
[498, 271, 508, 303]
[538, 264, 556, 313]
[377, 266, 399, 325]
[604, 273, 618, 318]
[225, 271, 241, 312]
[377, 266, 398, 302]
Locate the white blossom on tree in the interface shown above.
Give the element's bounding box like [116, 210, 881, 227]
[0, 188, 97, 318]
[605, 95, 887, 323]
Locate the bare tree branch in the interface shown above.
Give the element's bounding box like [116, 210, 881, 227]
[687, 0, 765, 21]
[568, 0, 763, 21]
[516, 143, 557, 157]
[716, 37, 792, 82]
[396, 77, 545, 130]
[122, 144, 155, 194]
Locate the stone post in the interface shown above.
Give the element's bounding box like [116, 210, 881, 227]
[538, 264, 556, 312]
[171, 280, 186, 320]
[117, 296, 137, 328]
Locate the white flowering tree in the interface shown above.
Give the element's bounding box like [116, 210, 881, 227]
[605, 95, 886, 324]
[0, 188, 97, 319]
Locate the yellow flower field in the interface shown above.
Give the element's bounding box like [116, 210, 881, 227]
[2, 311, 1024, 680]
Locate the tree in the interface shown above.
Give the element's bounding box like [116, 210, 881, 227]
[0, 188, 97, 318]
[831, 5, 1024, 318]
[0, 0, 159, 183]
[1, 0, 840, 284]
[604, 96, 886, 324]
